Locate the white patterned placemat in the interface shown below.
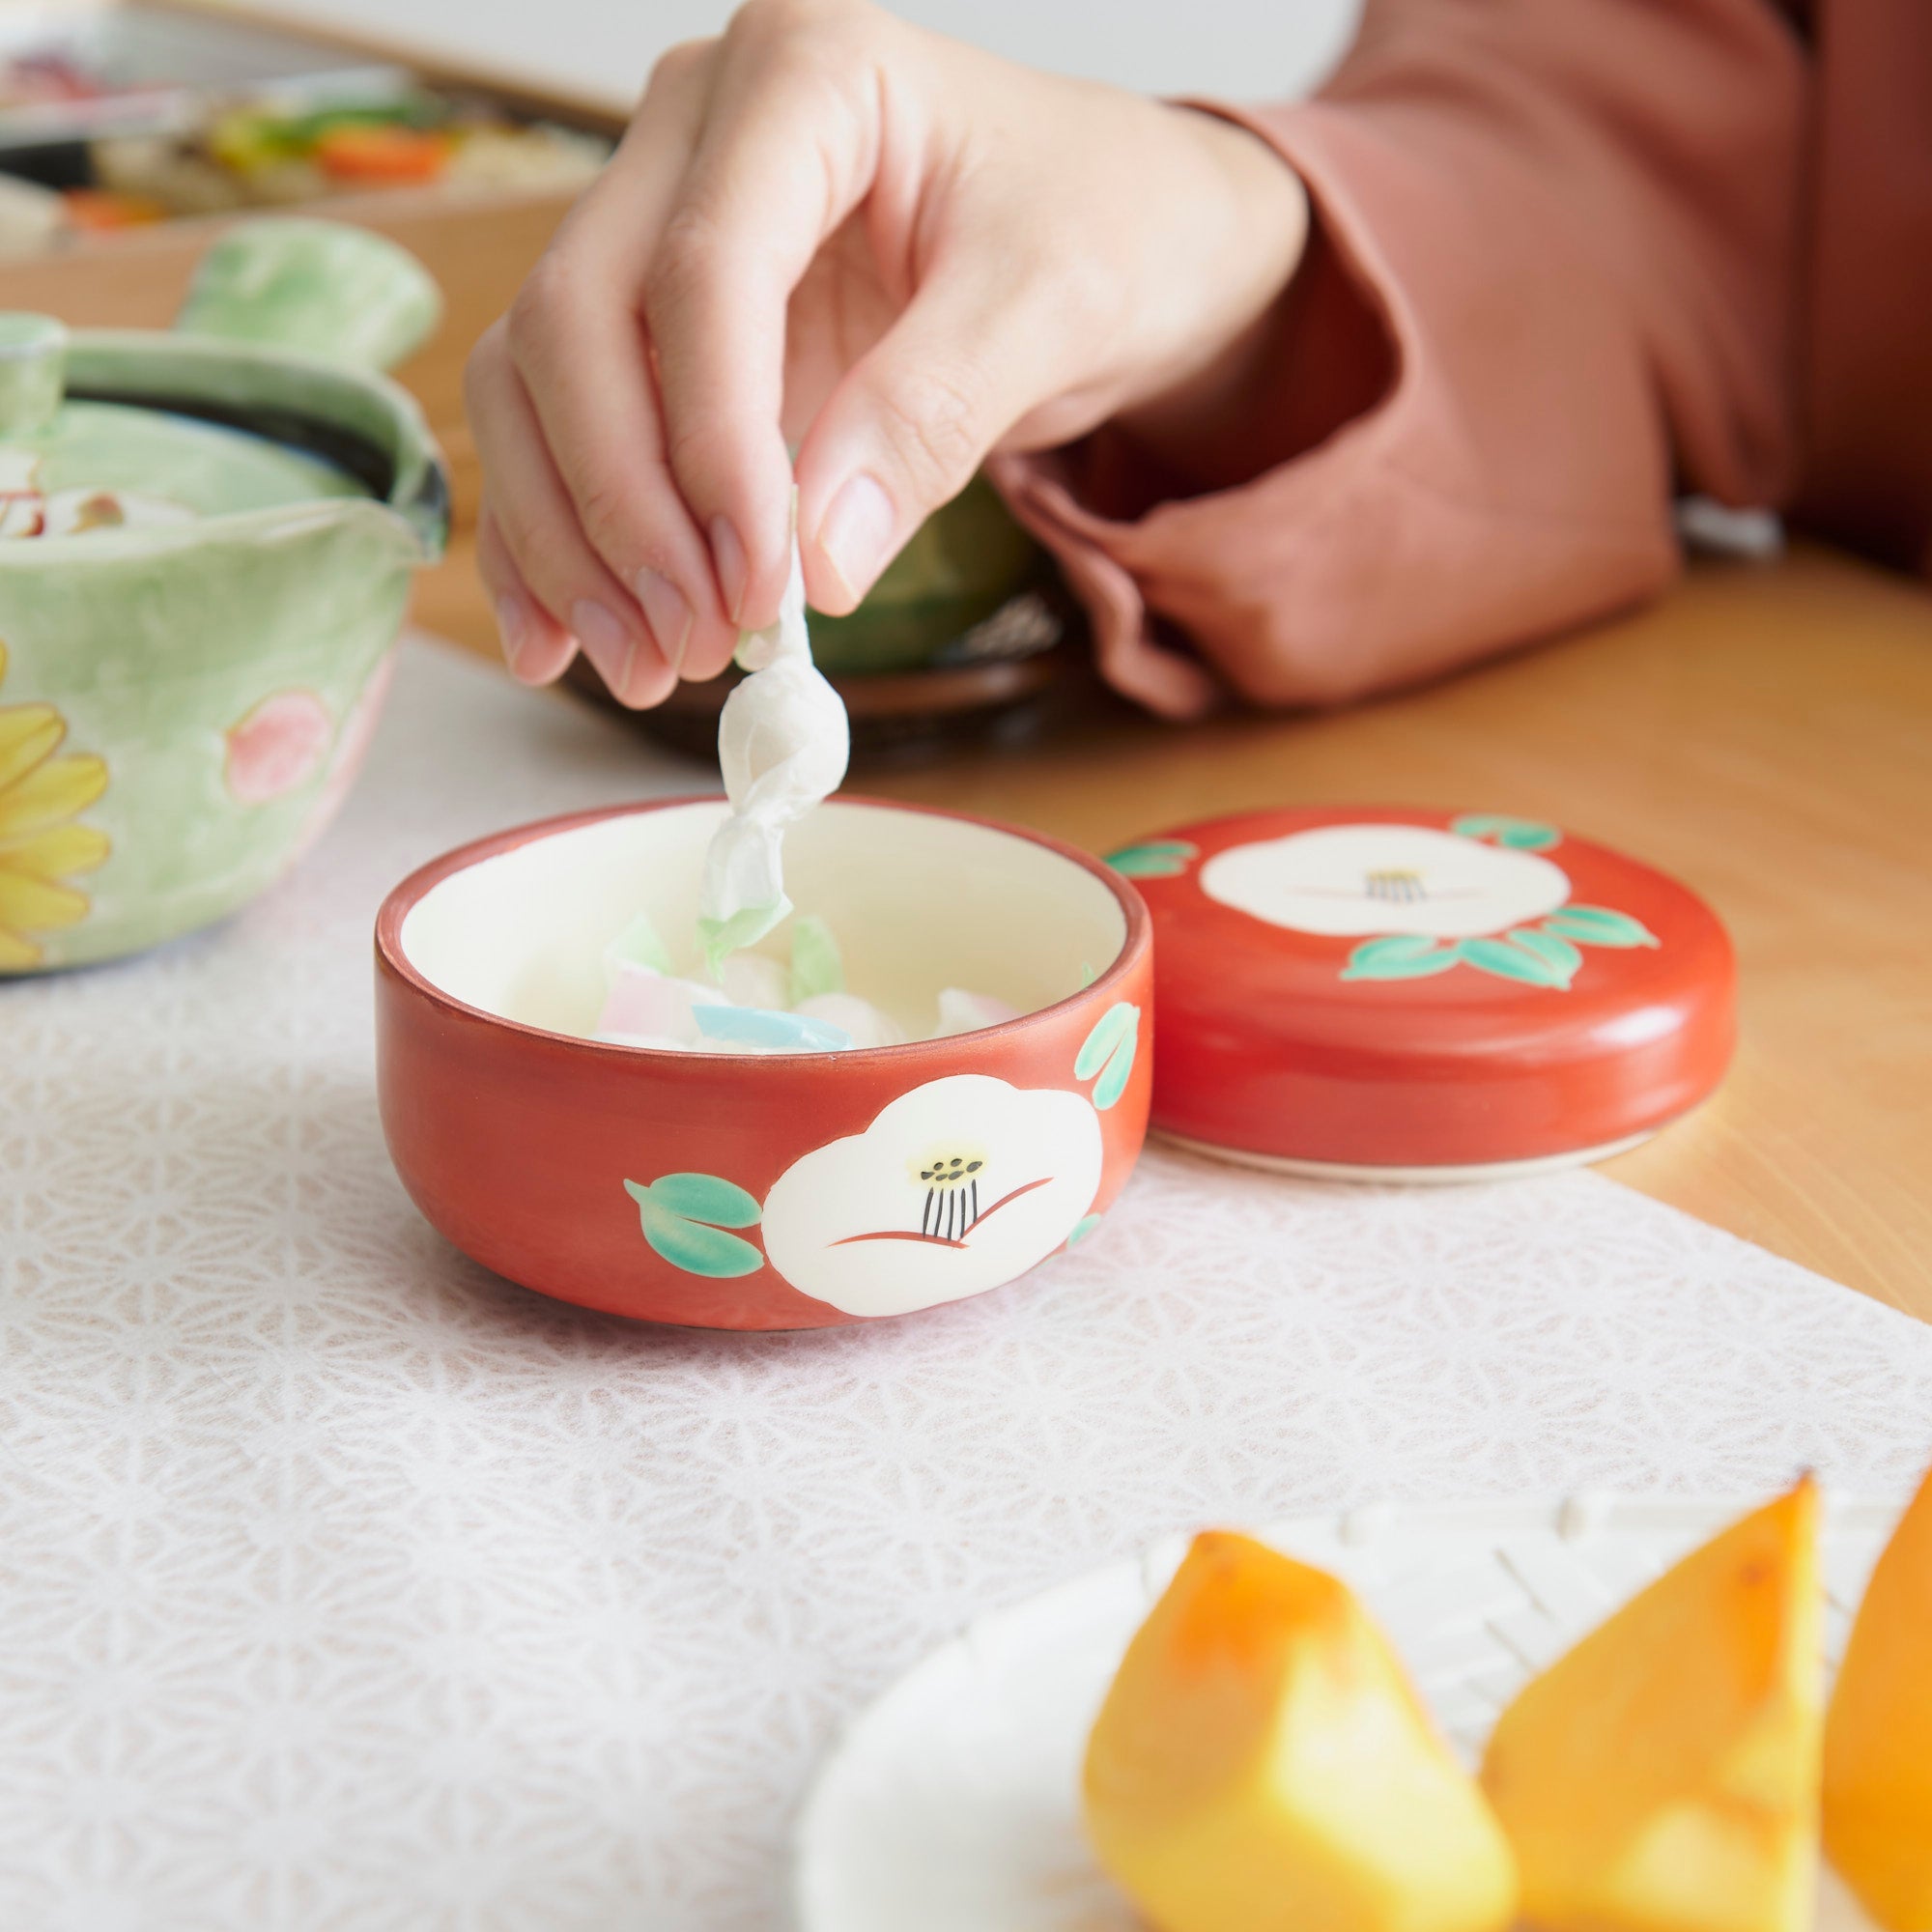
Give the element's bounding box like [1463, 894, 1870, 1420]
[2, 638, 1930, 1932]
[793, 1496, 1897, 1932]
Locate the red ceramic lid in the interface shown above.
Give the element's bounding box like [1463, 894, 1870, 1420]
[1109, 807, 1735, 1176]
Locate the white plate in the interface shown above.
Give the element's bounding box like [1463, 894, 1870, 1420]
[792, 1493, 1904, 1932]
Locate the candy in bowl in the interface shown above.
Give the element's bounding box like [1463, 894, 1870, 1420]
[0, 217, 447, 972]
[375, 797, 1153, 1330]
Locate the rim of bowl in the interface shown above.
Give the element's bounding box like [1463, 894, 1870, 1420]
[374, 793, 1152, 1067]
[0, 330, 449, 568]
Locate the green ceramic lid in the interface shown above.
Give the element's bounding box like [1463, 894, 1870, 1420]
[0, 220, 447, 554]
[0, 311, 371, 538]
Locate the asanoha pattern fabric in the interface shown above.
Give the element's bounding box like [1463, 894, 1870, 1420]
[2, 640, 1928, 1931]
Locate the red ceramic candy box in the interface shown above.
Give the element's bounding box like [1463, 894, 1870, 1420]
[377, 797, 1152, 1330]
[1110, 806, 1735, 1177]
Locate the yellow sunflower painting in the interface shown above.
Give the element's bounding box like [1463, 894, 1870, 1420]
[0, 639, 109, 970]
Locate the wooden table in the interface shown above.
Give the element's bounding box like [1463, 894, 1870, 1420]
[421, 534, 1932, 1324]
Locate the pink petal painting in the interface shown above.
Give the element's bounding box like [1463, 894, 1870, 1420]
[225, 690, 334, 806]
[286, 651, 398, 867]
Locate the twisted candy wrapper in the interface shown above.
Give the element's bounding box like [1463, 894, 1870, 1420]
[698, 542, 849, 972]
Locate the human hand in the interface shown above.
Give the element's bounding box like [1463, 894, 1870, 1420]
[465, 0, 1309, 703]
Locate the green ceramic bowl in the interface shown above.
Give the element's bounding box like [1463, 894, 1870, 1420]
[805, 475, 1050, 677]
[0, 219, 447, 973]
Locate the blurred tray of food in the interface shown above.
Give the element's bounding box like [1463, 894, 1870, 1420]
[0, 0, 406, 151]
[0, 0, 615, 251]
[0, 0, 626, 565]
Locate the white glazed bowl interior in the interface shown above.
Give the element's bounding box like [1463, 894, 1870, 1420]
[399, 800, 1129, 1043]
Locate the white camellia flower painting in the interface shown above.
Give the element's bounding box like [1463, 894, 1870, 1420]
[1200, 824, 1572, 939]
[760, 1074, 1103, 1320]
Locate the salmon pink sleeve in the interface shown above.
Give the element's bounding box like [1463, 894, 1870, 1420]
[991, 0, 1807, 716]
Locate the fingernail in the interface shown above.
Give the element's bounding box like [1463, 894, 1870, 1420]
[819, 473, 895, 602]
[495, 592, 532, 677]
[572, 598, 637, 699]
[708, 517, 748, 626]
[636, 569, 694, 677]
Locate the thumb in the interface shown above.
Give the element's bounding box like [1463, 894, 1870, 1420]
[794, 264, 1055, 613]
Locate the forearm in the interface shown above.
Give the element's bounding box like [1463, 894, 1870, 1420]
[1009, 0, 1807, 712]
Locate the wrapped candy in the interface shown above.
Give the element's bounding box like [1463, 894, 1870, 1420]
[595, 869, 1022, 1058]
[697, 539, 848, 973]
[596, 963, 724, 1045]
[932, 987, 1022, 1037]
[795, 992, 907, 1049]
[694, 1005, 854, 1052]
[786, 915, 843, 1005]
[603, 911, 673, 980]
[718, 950, 791, 1012]
[590, 944, 1014, 1058]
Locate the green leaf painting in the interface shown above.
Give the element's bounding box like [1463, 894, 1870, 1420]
[1457, 935, 1573, 988]
[1075, 1002, 1140, 1111]
[1104, 838, 1199, 879]
[624, 1174, 765, 1277]
[1331, 816, 1659, 992]
[1506, 925, 1583, 982]
[1066, 1213, 1103, 1249]
[1342, 935, 1462, 981]
[788, 915, 845, 1005]
[1542, 904, 1660, 948]
[1450, 814, 1562, 851]
[1341, 911, 1654, 991]
[642, 1173, 761, 1227]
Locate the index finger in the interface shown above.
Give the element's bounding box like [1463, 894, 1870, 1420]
[639, 4, 892, 630]
[504, 43, 740, 677]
